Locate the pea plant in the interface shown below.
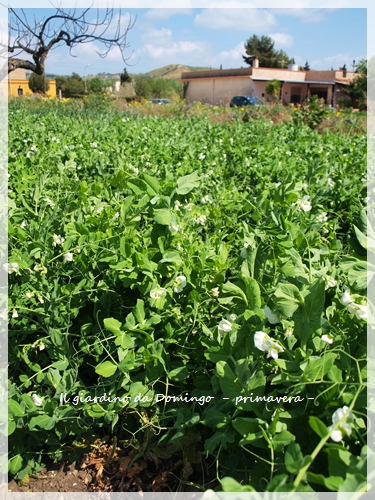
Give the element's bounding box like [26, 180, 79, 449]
[6, 99, 367, 492]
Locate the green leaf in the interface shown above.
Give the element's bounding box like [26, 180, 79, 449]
[133, 299, 145, 324]
[103, 317, 122, 336]
[8, 454, 23, 475]
[232, 417, 263, 436]
[303, 353, 337, 382]
[220, 477, 256, 492]
[176, 171, 200, 194]
[8, 400, 25, 417]
[272, 429, 295, 452]
[306, 472, 344, 490]
[168, 366, 190, 381]
[142, 173, 160, 196]
[309, 416, 329, 438]
[153, 209, 172, 225]
[215, 361, 244, 399]
[274, 283, 301, 317]
[285, 442, 304, 474]
[86, 404, 107, 418]
[7, 420, 16, 436]
[95, 361, 117, 378]
[29, 415, 56, 430]
[222, 281, 248, 305]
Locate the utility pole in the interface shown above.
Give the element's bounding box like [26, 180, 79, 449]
[279, 59, 286, 69]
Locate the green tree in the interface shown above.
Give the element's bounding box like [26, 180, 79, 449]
[63, 73, 85, 97]
[28, 73, 50, 94]
[342, 59, 367, 110]
[87, 77, 104, 94]
[303, 61, 310, 70]
[134, 75, 151, 99]
[243, 35, 294, 68]
[120, 68, 132, 85]
[265, 79, 282, 102]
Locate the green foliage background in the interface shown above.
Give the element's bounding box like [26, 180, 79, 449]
[7, 99, 368, 492]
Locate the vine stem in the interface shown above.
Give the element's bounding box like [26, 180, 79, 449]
[290, 384, 364, 493]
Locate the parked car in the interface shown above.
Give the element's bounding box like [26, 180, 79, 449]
[149, 98, 171, 105]
[230, 95, 264, 107]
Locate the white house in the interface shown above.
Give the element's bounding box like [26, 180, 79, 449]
[181, 58, 357, 106]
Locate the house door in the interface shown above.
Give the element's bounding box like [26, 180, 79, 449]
[290, 86, 301, 103]
[17, 88, 23, 96]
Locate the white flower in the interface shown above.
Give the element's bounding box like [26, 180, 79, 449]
[174, 275, 187, 293]
[184, 203, 193, 211]
[324, 276, 337, 290]
[321, 334, 334, 344]
[90, 142, 98, 148]
[285, 327, 293, 338]
[195, 215, 207, 225]
[340, 289, 353, 306]
[254, 331, 284, 360]
[12, 309, 18, 318]
[328, 406, 353, 442]
[240, 242, 249, 259]
[348, 302, 368, 320]
[37, 295, 44, 304]
[39, 342, 45, 351]
[264, 307, 280, 324]
[275, 182, 281, 188]
[150, 286, 167, 300]
[176, 243, 182, 251]
[212, 287, 220, 297]
[296, 195, 312, 212]
[198, 153, 206, 160]
[174, 200, 182, 210]
[44, 197, 55, 207]
[20, 220, 27, 229]
[3, 262, 19, 274]
[52, 234, 65, 247]
[327, 178, 335, 189]
[170, 224, 180, 234]
[201, 195, 214, 204]
[25, 292, 34, 299]
[229, 314, 237, 322]
[114, 212, 120, 218]
[218, 319, 232, 334]
[63, 252, 74, 262]
[316, 212, 328, 223]
[32, 394, 43, 407]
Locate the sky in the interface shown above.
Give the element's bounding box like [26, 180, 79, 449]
[8, 7, 367, 77]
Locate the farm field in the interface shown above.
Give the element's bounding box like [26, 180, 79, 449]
[7, 98, 368, 493]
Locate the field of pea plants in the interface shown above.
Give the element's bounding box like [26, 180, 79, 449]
[7, 98, 368, 493]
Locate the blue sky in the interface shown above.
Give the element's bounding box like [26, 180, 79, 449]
[9, 8, 367, 76]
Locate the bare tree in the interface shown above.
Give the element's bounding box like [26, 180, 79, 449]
[6, 5, 136, 77]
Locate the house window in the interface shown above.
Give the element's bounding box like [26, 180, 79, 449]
[17, 87, 23, 96]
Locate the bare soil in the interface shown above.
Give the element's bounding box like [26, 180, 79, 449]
[8, 439, 218, 493]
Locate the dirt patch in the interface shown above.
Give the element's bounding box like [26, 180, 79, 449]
[8, 439, 218, 492]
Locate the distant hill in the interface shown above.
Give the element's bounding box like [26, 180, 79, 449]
[142, 64, 216, 80]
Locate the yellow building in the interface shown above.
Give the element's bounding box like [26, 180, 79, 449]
[5, 69, 56, 98]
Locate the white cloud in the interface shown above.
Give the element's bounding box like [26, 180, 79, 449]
[268, 33, 294, 48]
[308, 53, 363, 70]
[194, 8, 277, 32]
[141, 27, 173, 44]
[272, 8, 337, 23]
[144, 9, 193, 20]
[137, 39, 208, 60]
[212, 41, 246, 67]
